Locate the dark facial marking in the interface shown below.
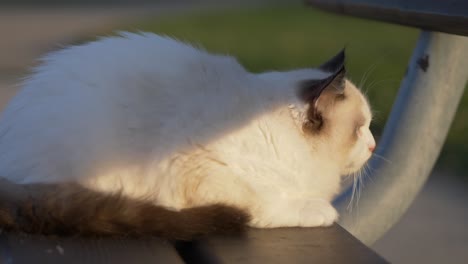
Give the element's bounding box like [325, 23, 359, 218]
[352, 114, 366, 140]
[299, 49, 348, 135]
[299, 67, 346, 134]
[335, 92, 346, 101]
[303, 108, 324, 133]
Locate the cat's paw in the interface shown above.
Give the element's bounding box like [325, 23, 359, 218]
[249, 198, 338, 228]
[297, 199, 338, 227]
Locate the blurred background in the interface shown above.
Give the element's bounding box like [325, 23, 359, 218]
[1, 0, 467, 263]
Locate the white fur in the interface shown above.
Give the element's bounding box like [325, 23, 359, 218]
[0, 32, 373, 227]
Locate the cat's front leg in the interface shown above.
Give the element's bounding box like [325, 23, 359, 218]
[249, 197, 338, 228]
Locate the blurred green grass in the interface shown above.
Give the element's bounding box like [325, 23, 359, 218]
[131, 5, 467, 171]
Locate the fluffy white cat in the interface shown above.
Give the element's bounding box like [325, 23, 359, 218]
[0, 32, 375, 239]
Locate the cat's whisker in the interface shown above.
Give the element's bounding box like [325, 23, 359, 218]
[354, 173, 360, 211]
[348, 166, 367, 212]
[372, 153, 392, 164]
[347, 173, 354, 210]
[348, 163, 374, 211]
[360, 170, 364, 203]
[356, 171, 361, 210]
[359, 53, 396, 93]
[351, 172, 360, 211]
[361, 168, 365, 187]
[347, 172, 359, 211]
[363, 163, 374, 183]
[364, 78, 400, 94]
[370, 111, 383, 125]
[356, 171, 363, 208]
[364, 162, 372, 177]
[359, 61, 380, 94]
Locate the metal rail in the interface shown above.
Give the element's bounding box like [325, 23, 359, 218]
[307, 0, 468, 36]
[334, 31, 468, 245]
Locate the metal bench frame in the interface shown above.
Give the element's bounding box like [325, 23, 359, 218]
[308, 0, 468, 245]
[335, 31, 468, 245]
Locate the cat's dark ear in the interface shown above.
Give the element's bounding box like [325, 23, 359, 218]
[297, 66, 346, 132]
[298, 65, 346, 104]
[298, 48, 346, 102]
[319, 49, 346, 73]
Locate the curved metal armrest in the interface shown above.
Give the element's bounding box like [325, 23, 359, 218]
[307, 0, 468, 36]
[334, 32, 468, 245]
[308, 0, 468, 246]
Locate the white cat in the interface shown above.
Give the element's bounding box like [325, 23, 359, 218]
[0, 32, 375, 239]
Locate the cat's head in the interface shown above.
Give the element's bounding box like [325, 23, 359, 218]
[284, 50, 375, 176]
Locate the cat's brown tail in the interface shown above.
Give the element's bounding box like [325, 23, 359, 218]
[0, 178, 250, 240]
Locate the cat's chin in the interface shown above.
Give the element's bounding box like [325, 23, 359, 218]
[342, 153, 373, 176]
[341, 164, 367, 176]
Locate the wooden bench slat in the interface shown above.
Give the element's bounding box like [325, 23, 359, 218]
[0, 232, 183, 264]
[177, 225, 388, 264]
[1, 225, 387, 263]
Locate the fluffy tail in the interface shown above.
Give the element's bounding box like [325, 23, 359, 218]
[0, 178, 250, 240]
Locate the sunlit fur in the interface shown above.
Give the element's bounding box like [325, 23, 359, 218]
[0, 32, 374, 228]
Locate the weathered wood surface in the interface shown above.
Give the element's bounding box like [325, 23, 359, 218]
[0, 232, 183, 264]
[307, 0, 468, 36]
[176, 225, 388, 264]
[0, 225, 387, 263]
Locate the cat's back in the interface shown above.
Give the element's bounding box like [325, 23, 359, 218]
[0, 32, 250, 184]
[31, 32, 218, 91]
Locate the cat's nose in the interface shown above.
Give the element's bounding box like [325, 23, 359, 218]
[368, 136, 376, 152]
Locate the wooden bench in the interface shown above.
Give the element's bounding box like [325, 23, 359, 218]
[0, 225, 387, 263]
